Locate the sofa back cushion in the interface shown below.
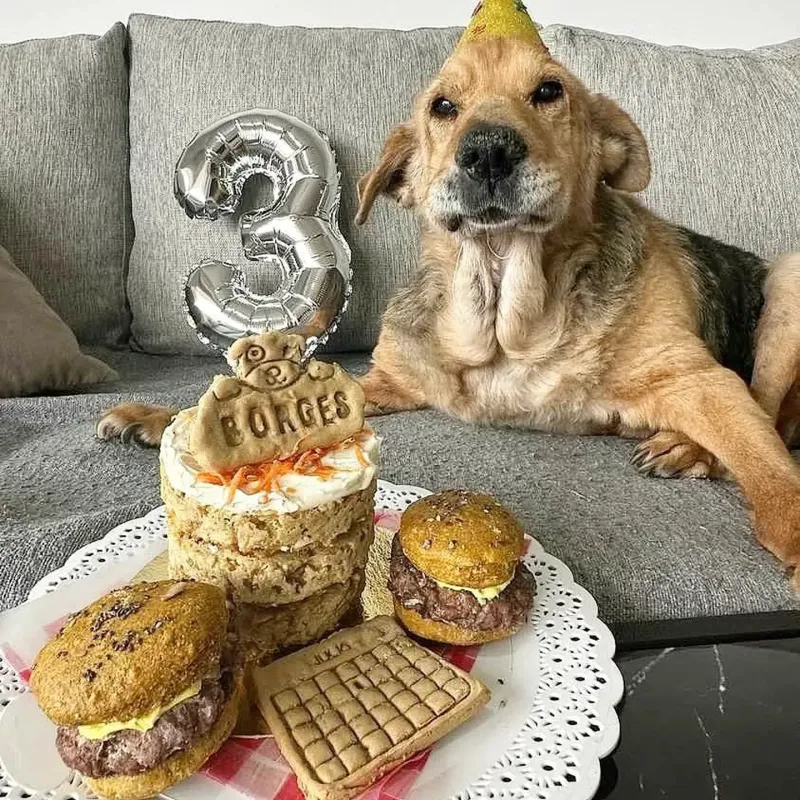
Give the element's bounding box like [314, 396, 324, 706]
[126, 16, 800, 354]
[545, 26, 800, 261]
[126, 15, 459, 355]
[0, 23, 132, 346]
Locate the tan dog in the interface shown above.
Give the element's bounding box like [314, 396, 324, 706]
[99, 37, 800, 581]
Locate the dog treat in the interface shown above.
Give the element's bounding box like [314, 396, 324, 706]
[168, 513, 374, 606]
[253, 616, 490, 800]
[236, 574, 365, 660]
[191, 332, 365, 473]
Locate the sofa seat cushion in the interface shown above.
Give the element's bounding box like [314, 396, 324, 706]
[1, 351, 797, 625]
[0, 23, 132, 346]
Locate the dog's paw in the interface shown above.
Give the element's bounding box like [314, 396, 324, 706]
[364, 401, 393, 418]
[96, 404, 176, 448]
[631, 431, 724, 479]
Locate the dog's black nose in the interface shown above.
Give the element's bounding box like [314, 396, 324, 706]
[456, 124, 528, 184]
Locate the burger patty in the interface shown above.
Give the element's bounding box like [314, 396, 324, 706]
[388, 536, 535, 631]
[56, 677, 227, 778]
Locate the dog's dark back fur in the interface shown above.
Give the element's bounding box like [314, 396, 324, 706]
[680, 229, 766, 381]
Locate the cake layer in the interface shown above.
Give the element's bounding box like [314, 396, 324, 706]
[237, 574, 365, 661]
[162, 471, 376, 556]
[168, 516, 374, 606]
[160, 410, 379, 514]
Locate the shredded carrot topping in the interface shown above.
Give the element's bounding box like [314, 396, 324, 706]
[193, 431, 373, 500]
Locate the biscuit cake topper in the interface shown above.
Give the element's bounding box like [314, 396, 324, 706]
[191, 332, 365, 473]
[457, 0, 547, 51]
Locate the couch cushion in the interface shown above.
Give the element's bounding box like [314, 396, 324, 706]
[126, 16, 799, 355]
[126, 14, 459, 355]
[0, 23, 132, 346]
[0, 245, 117, 397]
[544, 26, 800, 260]
[1, 351, 797, 625]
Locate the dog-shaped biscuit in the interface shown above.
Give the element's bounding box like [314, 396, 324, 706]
[191, 333, 365, 473]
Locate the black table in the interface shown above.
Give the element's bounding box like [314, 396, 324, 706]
[599, 612, 800, 799]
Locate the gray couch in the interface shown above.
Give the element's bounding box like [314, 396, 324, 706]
[1, 16, 799, 635]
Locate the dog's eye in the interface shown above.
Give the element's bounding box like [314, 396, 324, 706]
[531, 80, 563, 105]
[247, 345, 265, 362]
[431, 97, 458, 119]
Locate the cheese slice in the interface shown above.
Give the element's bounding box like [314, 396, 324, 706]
[77, 680, 202, 741]
[432, 573, 514, 605]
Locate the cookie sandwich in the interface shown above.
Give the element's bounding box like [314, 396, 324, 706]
[389, 490, 536, 644]
[30, 580, 243, 800]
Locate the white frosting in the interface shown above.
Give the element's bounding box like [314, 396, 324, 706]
[160, 410, 380, 514]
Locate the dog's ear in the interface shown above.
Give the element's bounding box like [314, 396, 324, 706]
[227, 336, 254, 364]
[589, 94, 651, 193]
[355, 124, 418, 225]
[282, 334, 306, 363]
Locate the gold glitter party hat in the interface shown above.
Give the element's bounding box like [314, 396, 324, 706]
[457, 0, 546, 50]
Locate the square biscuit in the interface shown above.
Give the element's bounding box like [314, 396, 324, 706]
[384, 654, 411, 674]
[274, 689, 301, 712]
[306, 740, 334, 769]
[366, 664, 393, 686]
[293, 722, 323, 748]
[318, 710, 344, 735]
[297, 680, 320, 703]
[406, 702, 435, 729]
[345, 674, 373, 694]
[316, 670, 339, 692]
[329, 725, 357, 754]
[379, 679, 404, 700]
[284, 706, 312, 729]
[371, 702, 400, 726]
[350, 713, 379, 738]
[415, 656, 440, 677]
[363, 729, 392, 758]
[430, 667, 455, 688]
[254, 617, 490, 800]
[411, 678, 438, 700]
[335, 661, 360, 682]
[325, 684, 352, 707]
[339, 699, 365, 723]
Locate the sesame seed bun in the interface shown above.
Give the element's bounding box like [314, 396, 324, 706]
[31, 581, 228, 726]
[398, 491, 524, 589]
[393, 601, 523, 646]
[82, 668, 243, 800]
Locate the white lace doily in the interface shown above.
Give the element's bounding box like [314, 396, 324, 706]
[2, 480, 622, 800]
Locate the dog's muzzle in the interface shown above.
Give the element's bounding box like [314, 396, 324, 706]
[456, 124, 528, 186]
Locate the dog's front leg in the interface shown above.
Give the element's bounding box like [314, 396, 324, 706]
[621, 355, 800, 571]
[437, 239, 498, 366]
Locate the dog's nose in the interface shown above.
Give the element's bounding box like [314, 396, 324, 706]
[456, 124, 528, 184]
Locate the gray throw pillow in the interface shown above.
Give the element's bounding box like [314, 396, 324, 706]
[0, 246, 117, 397]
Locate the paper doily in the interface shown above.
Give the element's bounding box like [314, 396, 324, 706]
[2, 480, 622, 800]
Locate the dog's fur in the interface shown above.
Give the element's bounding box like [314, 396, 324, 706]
[99, 37, 800, 579]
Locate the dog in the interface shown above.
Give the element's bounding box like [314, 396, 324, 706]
[99, 35, 800, 580]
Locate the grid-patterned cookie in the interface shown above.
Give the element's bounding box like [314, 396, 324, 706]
[254, 616, 490, 800]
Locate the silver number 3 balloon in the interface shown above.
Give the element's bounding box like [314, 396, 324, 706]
[174, 109, 352, 355]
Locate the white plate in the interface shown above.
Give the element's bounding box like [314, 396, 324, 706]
[2, 480, 622, 800]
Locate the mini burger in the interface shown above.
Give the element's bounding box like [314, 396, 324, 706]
[389, 490, 535, 645]
[31, 580, 242, 800]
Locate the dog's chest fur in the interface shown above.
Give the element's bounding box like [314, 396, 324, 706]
[461, 355, 614, 433]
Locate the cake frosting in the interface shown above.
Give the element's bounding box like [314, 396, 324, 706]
[161, 410, 379, 515]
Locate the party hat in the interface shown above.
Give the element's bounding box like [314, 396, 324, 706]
[456, 0, 547, 51]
